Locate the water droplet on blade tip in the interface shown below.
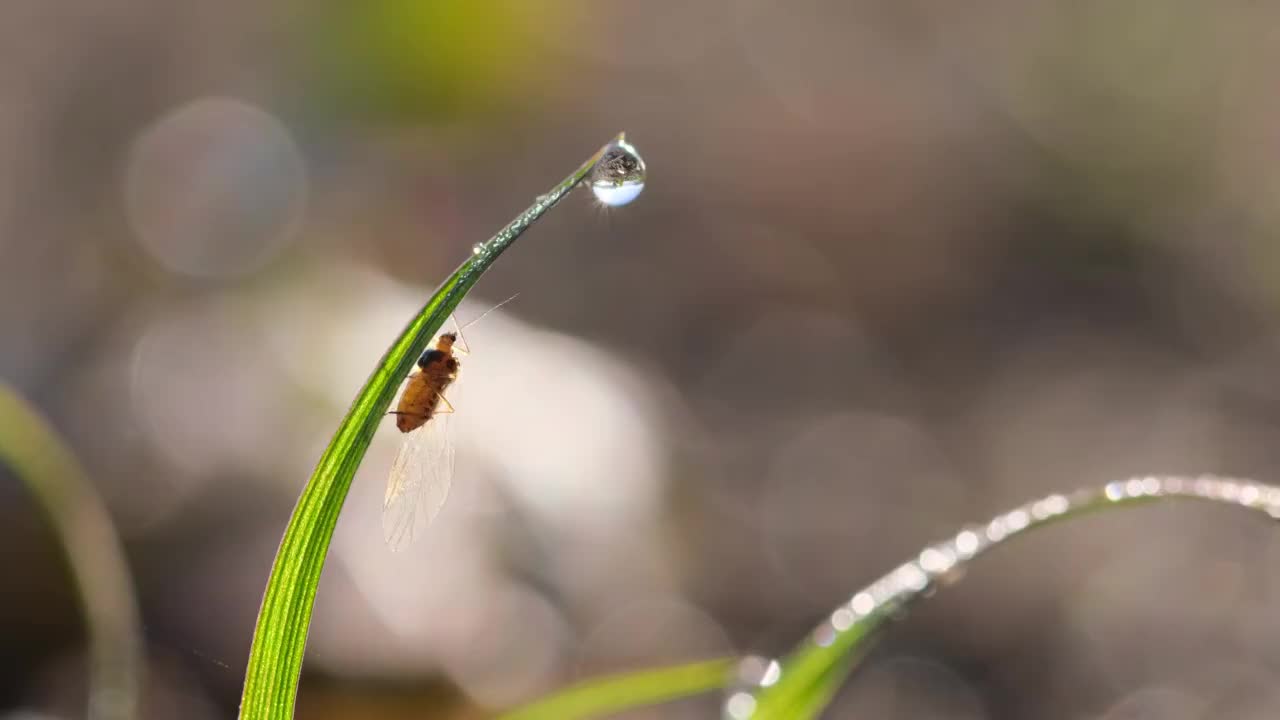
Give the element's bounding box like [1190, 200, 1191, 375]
[589, 138, 646, 207]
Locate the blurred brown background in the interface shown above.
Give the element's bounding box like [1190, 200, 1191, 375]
[5, 1, 1280, 718]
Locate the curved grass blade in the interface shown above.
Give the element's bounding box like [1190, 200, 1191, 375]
[238, 134, 630, 720]
[500, 476, 1280, 720]
[498, 657, 734, 720]
[737, 475, 1280, 720]
[0, 384, 143, 720]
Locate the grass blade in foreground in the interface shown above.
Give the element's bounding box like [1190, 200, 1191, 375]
[239, 134, 641, 720]
[0, 384, 143, 720]
[498, 658, 733, 720]
[736, 475, 1280, 720]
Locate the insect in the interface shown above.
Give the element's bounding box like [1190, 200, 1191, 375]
[391, 332, 460, 434]
[382, 295, 517, 550]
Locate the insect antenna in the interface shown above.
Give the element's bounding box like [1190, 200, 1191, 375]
[452, 292, 520, 356]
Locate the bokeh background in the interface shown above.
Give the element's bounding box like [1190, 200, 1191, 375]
[5, 1, 1280, 718]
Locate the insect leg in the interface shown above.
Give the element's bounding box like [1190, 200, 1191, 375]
[434, 392, 455, 415]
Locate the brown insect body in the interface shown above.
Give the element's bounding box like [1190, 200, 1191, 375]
[393, 333, 459, 433]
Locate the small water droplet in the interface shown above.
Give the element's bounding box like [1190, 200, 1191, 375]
[811, 622, 837, 647]
[954, 529, 982, 558]
[589, 137, 646, 207]
[721, 655, 780, 719]
[724, 692, 757, 719]
[472, 243, 485, 255]
[739, 656, 781, 688]
[830, 607, 856, 631]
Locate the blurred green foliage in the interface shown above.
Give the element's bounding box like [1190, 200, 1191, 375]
[0, 385, 142, 720]
[302, 0, 552, 121]
[498, 658, 733, 720]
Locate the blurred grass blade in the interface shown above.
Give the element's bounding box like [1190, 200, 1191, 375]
[239, 134, 628, 720]
[734, 608, 890, 720]
[742, 476, 1280, 720]
[498, 658, 733, 720]
[0, 384, 143, 720]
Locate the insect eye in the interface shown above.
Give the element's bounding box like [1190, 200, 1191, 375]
[417, 349, 445, 370]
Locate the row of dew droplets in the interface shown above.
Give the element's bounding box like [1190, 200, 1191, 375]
[722, 475, 1280, 719]
[470, 136, 646, 258]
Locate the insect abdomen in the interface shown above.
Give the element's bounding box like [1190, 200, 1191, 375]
[394, 372, 443, 432]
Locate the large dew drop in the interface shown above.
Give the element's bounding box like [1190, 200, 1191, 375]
[589, 137, 646, 207]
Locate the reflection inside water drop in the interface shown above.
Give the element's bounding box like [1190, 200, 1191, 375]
[589, 137, 646, 207]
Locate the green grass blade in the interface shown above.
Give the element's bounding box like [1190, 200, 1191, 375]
[785, 651, 863, 720]
[743, 476, 1280, 720]
[0, 384, 144, 720]
[733, 608, 888, 720]
[496, 478, 1277, 720]
[239, 134, 628, 720]
[498, 658, 734, 720]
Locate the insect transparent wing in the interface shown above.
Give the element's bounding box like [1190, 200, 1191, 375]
[417, 404, 455, 525]
[382, 393, 457, 551]
[382, 424, 425, 551]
